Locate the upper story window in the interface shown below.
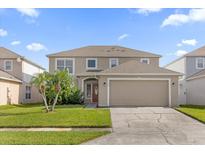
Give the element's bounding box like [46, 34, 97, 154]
[109, 58, 119, 68]
[140, 58, 150, 64]
[196, 57, 205, 69]
[56, 58, 75, 75]
[86, 58, 97, 70]
[4, 60, 13, 71]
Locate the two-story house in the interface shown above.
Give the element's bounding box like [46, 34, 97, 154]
[0, 47, 45, 105]
[47, 46, 181, 107]
[165, 45, 205, 105]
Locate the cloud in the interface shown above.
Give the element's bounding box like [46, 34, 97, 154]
[118, 34, 129, 41]
[182, 39, 197, 46]
[166, 50, 188, 57]
[128, 8, 162, 15]
[0, 28, 8, 37]
[137, 8, 162, 15]
[177, 39, 197, 47]
[177, 43, 182, 47]
[161, 9, 205, 27]
[26, 43, 47, 52]
[11, 41, 21, 46]
[175, 50, 188, 57]
[16, 8, 39, 18]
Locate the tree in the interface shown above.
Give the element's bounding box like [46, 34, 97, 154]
[31, 72, 50, 112]
[50, 70, 72, 111]
[31, 70, 74, 112]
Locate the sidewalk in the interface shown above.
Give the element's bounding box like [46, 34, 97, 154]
[0, 127, 112, 132]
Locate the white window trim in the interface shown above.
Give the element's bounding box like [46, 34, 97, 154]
[107, 78, 171, 107]
[86, 58, 98, 70]
[85, 83, 92, 99]
[195, 57, 205, 69]
[140, 58, 150, 64]
[55, 58, 75, 75]
[4, 60, 13, 71]
[109, 58, 119, 68]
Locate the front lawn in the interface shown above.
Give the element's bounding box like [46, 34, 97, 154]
[0, 131, 109, 145]
[176, 104, 205, 123]
[0, 104, 111, 127]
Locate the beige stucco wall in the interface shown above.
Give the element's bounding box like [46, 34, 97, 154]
[0, 52, 44, 104]
[0, 80, 20, 105]
[0, 59, 22, 79]
[79, 75, 179, 107]
[49, 57, 159, 74]
[19, 84, 43, 103]
[186, 77, 205, 105]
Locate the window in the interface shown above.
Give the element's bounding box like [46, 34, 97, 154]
[4, 60, 13, 71]
[196, 57, 205, 69]
[25, 86, 31, 100]
[140, 58, 150, 64]
[86, 83, 92, 99]
[109, 58, 119, 68]
[56, 58, 74, 74]
[86, 58, 97, 69]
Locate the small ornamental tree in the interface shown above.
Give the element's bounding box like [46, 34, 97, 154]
[31, 72, 50, 112]
[50, 70, 72, 111]
[31, 70, 74, 112]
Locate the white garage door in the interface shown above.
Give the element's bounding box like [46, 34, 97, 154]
[109, 79, 169, 107]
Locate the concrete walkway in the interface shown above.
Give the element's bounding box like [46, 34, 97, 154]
[0, 127, 111, 132]
[84, 107, 205, 145]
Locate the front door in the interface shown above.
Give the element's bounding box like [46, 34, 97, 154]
[92, 83, 98, 103]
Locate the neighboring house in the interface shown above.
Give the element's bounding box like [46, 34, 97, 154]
[0, 69, 22, 105]
[0, 47, 45, 104]
[47, 46, 181, 107]
[165, 45, 205, 105]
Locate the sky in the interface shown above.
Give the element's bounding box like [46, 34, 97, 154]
[1, 8, 205, 70]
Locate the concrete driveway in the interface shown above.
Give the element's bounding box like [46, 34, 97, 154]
[84, 107, 205, 144]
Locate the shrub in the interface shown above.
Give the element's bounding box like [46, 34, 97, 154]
[58, 83, 84, 105]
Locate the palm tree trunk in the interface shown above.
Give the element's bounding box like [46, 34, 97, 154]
[40, 94, 49, 112]
[51, 92, 60, 112]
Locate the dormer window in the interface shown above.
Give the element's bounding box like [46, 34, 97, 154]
[109, 58, 119, 68]
[86, 58, 97, 70]
[196, 57, 205, 69]
[4, 60, 13, 71]
[140, 58, 150, 64]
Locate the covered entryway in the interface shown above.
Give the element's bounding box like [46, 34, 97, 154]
[108, 79, 170, 107]
[83, 78, 99, 104]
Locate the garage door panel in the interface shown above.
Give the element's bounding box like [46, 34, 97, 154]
[109, 80, 169, 107]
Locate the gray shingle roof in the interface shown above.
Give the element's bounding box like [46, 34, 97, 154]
[47, 46, 161, 58]
[187, 69, 205, 80]
[0, 69, 22, 83]
[185, 45, 205, 57]
[0, 47, 45, 70]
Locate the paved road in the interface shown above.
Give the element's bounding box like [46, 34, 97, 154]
[84, 107, 205, 144]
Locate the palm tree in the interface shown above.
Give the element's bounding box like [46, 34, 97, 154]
[50, 70, 72, 111]
[31, 72, 50, 112]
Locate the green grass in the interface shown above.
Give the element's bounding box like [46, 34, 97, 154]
[0, 104, 111, 128]
[0, 131, 110, 145]
[176, 104, 205, 123]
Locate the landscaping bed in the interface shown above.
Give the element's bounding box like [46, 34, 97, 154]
[0, 104, 111, 128]
[176, 104, 205, 123]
